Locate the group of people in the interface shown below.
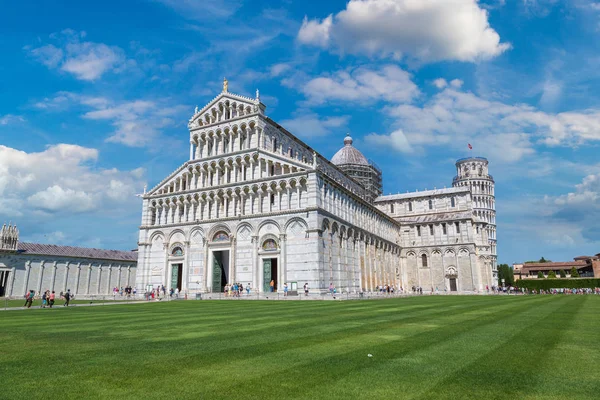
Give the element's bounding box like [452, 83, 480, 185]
[23, 289, 72, 308]
[224, 283, 251, 297]
[112, 286, 136, 297]
[147, 285, 167, 300]
[497, 286, 600, 295]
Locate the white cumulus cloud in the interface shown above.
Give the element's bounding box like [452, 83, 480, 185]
[297, 0, 511, 63]
[0, 144, 144, 218]
[28, 30, 126, 81]
[301, 65, 419, 105]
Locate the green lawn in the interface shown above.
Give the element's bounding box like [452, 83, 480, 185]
[1, 295, 599, 399]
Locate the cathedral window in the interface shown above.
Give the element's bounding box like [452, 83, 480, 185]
[442, 223, 447, 234]
[408, 202, 413, 212]
[451, 197, 455, 207]
[270, 194, 275, 205]
[455, 222, 460, 234]
[421, 254, 428, 267]
[416, 226, 421, 236]
[390, 203, 394, 213]
[171, 247, 183, 257]
[429, 224, 434, 235]
[428, 199, 433, 210]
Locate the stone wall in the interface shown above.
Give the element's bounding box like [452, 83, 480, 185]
[0, 253, 136, 297]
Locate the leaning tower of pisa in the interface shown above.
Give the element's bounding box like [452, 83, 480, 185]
[452, 157, 497, 283]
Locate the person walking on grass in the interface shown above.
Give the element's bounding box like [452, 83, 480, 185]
[284, 283, 288, 297]
[24, 290, 34, 308]
[42, 290, 47, 308]
[49, 291, 56, 308]
[64, 289, 71, 307]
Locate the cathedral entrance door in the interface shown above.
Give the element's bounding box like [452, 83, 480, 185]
[170, 264, 183, 292]
[263, 258, 278, 293]
[449, 278, 457, 292]
[212, 251, 229, 293]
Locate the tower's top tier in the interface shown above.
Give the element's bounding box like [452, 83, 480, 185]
[454, 157, 493, 182]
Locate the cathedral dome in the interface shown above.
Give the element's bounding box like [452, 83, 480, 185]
[331, 134, 369, 166]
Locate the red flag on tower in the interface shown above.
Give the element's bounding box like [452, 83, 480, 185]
[468, 143, 472, 150]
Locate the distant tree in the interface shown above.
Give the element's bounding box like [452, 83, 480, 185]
[559, 269, 566, 278]
[537, 271, 545, 279]
[525, 257, 552, 264]
[497, 264, 514, 286]
[548, 271, 557, 279]
[570, 267, 579, 278]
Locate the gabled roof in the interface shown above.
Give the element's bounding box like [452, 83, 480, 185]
[17, 242, 137, 262]
[190, 91, 262, 122]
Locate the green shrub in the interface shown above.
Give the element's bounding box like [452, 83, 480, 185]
[570, 267, 579, 278]
[516, 278, 600, 291]
[548, 271, 557, 279]
[559, 269, 566, 278]
[537, 271, 544, 279]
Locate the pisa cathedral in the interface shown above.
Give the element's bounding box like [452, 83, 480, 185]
[135, 82, 497, 295]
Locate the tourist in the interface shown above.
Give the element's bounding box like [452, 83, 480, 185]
[246, 283, 251, 295]
[270, 280, 275, 293]
[49, 291, 55, 308]
[329, 283, 334, 294]
[42, 290, 47, 308]
[24, 290, 34, 308]
[304, 282, 309, 296]
[175, 288, 179, 298]
[284, 283, 288, 297]
[64, 289, 71, 307]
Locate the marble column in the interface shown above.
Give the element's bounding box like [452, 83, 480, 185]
[37, 261, 45, 293]
[62, 262, 70, 292]
[8, 267, 16, 296]
[86, 263, 92, 294]
[96, 266, 102, 295]
[22, 261, 31, 294]
[75, 263, 81, 294]
[279, 234, 287, 292]
[251, 236, 258, 292]
[202, 238, 209, 292]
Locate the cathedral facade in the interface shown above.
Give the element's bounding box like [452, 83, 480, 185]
[135, 84, 497, 295]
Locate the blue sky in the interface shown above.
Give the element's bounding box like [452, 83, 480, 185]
[1, 0, 600, 264]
